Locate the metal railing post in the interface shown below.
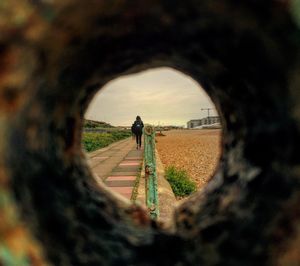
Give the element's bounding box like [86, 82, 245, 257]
[144, 125, 159, 219]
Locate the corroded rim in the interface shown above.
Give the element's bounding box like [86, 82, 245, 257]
[144, 125, 154, 136]
[2, 1, 300, 265]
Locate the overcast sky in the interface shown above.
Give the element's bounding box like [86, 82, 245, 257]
[85, 67, 218, 127]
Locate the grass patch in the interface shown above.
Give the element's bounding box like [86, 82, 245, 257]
[165, 166, 197, 198]
[84, 119, 113, 128]
[82, 131, 131, 152]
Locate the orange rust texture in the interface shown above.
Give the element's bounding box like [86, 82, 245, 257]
[0, 46, 26, 113]
[0, 164, 8, 188]
[273, 194, 300, 266]
[277, 227, 300, 266]
[0, 190, 48, 265]
[0, 1, 48, 265]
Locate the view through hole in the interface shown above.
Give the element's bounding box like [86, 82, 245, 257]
[82, 67, 222, 220]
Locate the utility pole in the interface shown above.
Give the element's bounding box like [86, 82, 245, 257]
[201, 108, 213, 118]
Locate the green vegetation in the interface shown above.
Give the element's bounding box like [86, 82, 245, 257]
[82, 131, 131, 152]
[165, 166, 197, 198]
[84, 119, 113, 128]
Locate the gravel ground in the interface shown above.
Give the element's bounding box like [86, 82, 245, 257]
[156, 129, 222, 190]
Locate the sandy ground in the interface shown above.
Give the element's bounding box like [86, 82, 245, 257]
[156, 129, 222, 190]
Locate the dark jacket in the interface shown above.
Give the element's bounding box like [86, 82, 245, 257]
[131, 120, 144, 135]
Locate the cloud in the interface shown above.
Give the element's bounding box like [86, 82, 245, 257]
[85, 67, 218, 126]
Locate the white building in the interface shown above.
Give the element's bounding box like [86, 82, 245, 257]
[187, 116, 221, 128]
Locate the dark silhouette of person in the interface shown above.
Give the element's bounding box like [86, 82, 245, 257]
[131, 116, 144, 149]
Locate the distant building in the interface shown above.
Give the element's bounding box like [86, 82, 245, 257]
[187, 116, 220, 129]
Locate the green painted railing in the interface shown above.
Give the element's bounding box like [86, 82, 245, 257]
[143, 125, 159, 219]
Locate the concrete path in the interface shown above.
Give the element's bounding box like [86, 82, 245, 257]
[87, 137, 176, 222]
[87, 137, 143, 199]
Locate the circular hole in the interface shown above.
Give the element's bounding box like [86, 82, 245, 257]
[3, 1, 298, 265]
[82, 67, 223, 221]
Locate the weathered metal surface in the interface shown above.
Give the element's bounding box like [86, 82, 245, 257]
[0, 189, 46, 266]
[0, 1, 300, 265]
[144, 125, 159, 219]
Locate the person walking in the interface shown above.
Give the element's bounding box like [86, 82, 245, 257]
[131, 116, 144, 149]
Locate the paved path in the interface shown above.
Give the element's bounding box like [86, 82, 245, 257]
[87, 138, 143, 199]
